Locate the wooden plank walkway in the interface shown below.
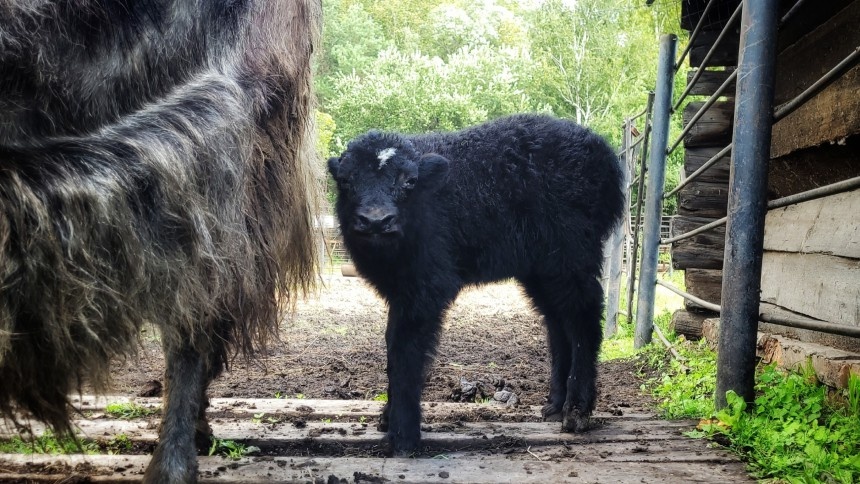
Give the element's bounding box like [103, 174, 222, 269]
[0, 397, 752, 483]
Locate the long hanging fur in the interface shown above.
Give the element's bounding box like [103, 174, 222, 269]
[0, 0, 321, 441]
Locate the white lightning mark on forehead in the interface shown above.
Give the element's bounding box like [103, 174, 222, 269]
[377, 147, 396, 169]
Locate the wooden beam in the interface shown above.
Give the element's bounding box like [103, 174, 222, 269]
[689, 29, 740, 68]
[681, 101, 734, 148]
[760, 251, 860, 327]
[670, 309, 708, 340]
[771, 1, 860, 157]
[669, 216, 726, 270]
[684, 147, 731, 184]
[764, 188, 860, 259]
[768, 134, 860, 199]
[678, 181, 729, 218]
[684, 269, 723, 308]
[685, 69, 736, 97]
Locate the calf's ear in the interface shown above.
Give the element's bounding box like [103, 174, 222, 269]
[327, 157, 340, 178]
[418, 154, 450, 190]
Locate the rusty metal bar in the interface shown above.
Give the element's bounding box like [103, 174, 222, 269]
[665, 143, 733, 199]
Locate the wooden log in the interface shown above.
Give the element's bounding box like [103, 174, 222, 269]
[768, 135, 860, 199]
[760, 251, 860, 327]
[670, 216, 725, 270]
[681, 101, 734, 148]
[771, 1, 860, 157]
[684, 146, 731, 184]
[685, 69, 736, 97]
[689, 29, 740, 68]
[684, 269, 723, 309]
[678, 181, 729, 218]
[669, 309, 708, 340]
[764, 188, 860, 259]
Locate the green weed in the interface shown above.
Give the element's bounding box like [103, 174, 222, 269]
[372, 392, 388, 403]
[106, 434, 133, 454]
[0, 430, 99, 455]
[104, 402, 159, 419]
[208, 437, 259, 460]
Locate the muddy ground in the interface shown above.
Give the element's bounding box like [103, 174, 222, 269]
[105, 274, 658, 415]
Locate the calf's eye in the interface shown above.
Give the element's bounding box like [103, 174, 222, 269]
[403, 177, 417, 189]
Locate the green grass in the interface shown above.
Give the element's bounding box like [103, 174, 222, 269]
[642, 337, 860, 483]
[372, 392, 388, 403]
[104, 401, 159, 419]
[0, 430, 100, 455]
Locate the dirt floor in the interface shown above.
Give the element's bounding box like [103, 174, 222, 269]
[105, 274, 658, 416]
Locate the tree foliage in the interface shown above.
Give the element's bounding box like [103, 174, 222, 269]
[316, 0, 686, 209]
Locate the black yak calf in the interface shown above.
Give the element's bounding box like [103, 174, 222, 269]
[0, 1, 320, 482]
[328, 114, 625, 455]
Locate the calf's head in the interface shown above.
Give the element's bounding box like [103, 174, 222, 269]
[328, 132, 449, 244]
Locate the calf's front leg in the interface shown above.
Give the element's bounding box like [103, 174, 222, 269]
[382, 296, 450, 456]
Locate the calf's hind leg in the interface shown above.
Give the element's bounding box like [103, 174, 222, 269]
[522, 274, 603, 431]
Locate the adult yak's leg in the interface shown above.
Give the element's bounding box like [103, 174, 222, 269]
[522, 273, 603, 431]
[382, 287, 457, 456]
[144, 337, 211, 483]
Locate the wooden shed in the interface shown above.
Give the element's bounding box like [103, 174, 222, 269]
[668, 0, 860, 384]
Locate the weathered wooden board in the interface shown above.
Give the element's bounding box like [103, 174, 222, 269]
[0, 397, 754, 483]
[760, 251, 860, 326]
[764, 188, 860, 259]
[758, 302, 860, 355]
[689, 30, 740, 68]
[0, 453, 753, 483]
[678, 181, 729, 218]
[682, 102, 734, 148]
[768, 137, 860, 198]
[684, 269, 723, 309]
[1, 418, 697, 449]
[771, 1, 860, 157]
[684, 147, 731, 185]
[685, 69, 736, 97]
[680, 0, 741, 32]
[670, 216, 726, 270]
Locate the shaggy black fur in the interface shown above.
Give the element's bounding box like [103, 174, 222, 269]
[0, 1, 321, 482]
[329, 114, 624, 455]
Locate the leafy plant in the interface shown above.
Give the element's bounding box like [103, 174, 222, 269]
[208, 438, 259, 460]
[106, 434, 133, 454]
[105, 402, 159, 419]
[372, 392, 389, 403]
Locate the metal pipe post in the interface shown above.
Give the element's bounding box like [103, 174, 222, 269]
[605, 120, 632, 338]
[634, 34, 676, 349]
[626, 92, 655, 322]
[715, 0, 779, 409]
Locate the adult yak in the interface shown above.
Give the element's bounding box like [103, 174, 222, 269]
[328, 114, 624, 455]
[0, 1, 321, 481]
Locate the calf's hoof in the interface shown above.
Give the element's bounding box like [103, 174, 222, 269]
[561, 406, 591, 433]
[541, 402, 563, 422]
[384, 432, 420, 458]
